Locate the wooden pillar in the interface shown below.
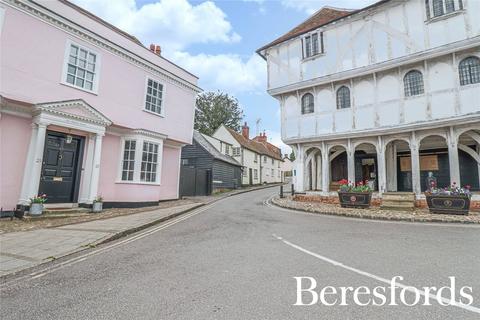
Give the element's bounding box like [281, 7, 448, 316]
[447, 127, 461, 186]
[411, 132, 421, 194]
[321, 142, 330, 192]
[347, 139, 355, 184]
[376, 136, 386, 194]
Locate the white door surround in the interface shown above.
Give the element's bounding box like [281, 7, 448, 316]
[18, 99, 112, 206]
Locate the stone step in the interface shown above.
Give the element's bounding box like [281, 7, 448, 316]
[381, 200, 415, 208]
[42, 208, 90, 215]
[380, 205, 415, 212]
[382, 193, 415, 202]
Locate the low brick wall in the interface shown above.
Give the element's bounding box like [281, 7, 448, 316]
[295, 194, 479, 211]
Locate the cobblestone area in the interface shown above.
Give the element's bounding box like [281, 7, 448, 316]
[0, 199, 198, 234]
[272, 196, 480, 224]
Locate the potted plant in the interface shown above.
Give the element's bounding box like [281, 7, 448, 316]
[29, 194, 47, 216]
[92, 195, 103, 213]
[337, 179, 373, 208]
[425, 182, 471, 215]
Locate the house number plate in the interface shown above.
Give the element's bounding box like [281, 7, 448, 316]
[53, 177, 63, 182]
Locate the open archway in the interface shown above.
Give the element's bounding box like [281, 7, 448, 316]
[457, 129, 480, 190]
[329, 145, 347, 190]
[353, 142, 378, 190]
[384, 139, 411, 192]
[304, 147, 322, 191]
[418, 135, 450, 191]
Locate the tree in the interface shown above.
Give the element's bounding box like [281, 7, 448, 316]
[194, 91, 243, 136]
[289, 150, 296, 162]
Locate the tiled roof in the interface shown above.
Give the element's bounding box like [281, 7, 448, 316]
[227, 128, 283, 161]
[257, 7, 353, 53]
[193, 131, 241, 167]
[257, 1, 392, 54]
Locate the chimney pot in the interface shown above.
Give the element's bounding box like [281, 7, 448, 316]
[150, 44, 161, 56]
[242, 122, 249, 139]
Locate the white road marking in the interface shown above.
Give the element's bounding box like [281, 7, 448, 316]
[272, 233, 480, 314]
[265, 196, 480, 228]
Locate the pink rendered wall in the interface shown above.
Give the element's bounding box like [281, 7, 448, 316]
[0, 6, 195, 145]
[97, 134, 180, 202]
[0, 114, 31, 210]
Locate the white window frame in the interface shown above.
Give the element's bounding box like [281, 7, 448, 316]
[143, 76, 166, 117]
[426, 0, 463, 21]
[254, 169, 258, 180]
[302, 31, 324, 60]
[233, 147, 241, 157]
[61, 39, 101, 94]
[117, 134, 164, 185]
[225, 144, 230, 155]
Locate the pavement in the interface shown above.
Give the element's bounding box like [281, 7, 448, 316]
[0, 183, 281, 277]
[1, 186, 480, 319]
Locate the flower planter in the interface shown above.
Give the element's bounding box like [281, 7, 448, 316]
[29, 203, 44, 216]
[425, 194, 470, 215]
[92, 201, 103, 213]
[338, 191, 372, 208]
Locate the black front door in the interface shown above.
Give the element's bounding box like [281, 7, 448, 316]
[249, 168, 253, 185]
[39, 131, 84, 203]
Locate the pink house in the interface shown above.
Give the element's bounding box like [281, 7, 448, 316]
[0, 0, 199, 213]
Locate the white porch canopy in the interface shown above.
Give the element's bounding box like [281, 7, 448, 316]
[18, 99, 112, 206]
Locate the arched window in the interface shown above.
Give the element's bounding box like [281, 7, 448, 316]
[459, 56, 480, 86]
[403, 70, 424, 97]
[301, 93, 314, 114]
[336, 86, 350, 109]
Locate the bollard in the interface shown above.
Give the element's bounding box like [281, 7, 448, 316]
[291, 184, 295, 196]
[280, 185, 284, 198]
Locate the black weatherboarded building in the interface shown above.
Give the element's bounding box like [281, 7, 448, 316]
[180, 131, 242, 196]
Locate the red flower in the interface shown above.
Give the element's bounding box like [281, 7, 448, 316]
[465, 185, 471, 189]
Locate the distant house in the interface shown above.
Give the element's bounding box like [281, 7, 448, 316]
[281, 155, 293, 182]
[180, 131, 242, 196]
[212, 123, 284, 185]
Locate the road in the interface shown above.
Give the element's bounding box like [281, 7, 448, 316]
[1, 187, 480, 319]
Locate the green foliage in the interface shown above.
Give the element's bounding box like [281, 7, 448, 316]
[194, 91, 243, 136]
[289, 150, 296, 162]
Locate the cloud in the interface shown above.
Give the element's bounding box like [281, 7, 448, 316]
[171, 52, 266, 94]
[280, 0, 379, 15]
[71, 0, 240, 53]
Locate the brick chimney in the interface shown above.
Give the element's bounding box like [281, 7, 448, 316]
[256, 130, 267, 142]
[149, 44, 161, 56]
[241, 122, 249, 139]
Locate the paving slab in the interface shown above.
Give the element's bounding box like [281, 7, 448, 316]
[0, 203, 202, 277]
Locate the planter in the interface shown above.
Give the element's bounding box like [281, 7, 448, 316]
[338, 191, 372, 208]
[425, 194, 470, 215]
[92, 201, 103, 213]
[29, 203, 44, 216]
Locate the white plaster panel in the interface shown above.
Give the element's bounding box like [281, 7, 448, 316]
[354, 79, 374, 106]
[285, 118, 298, 138]
[377, 102, 400, 126]
[429, 61, 454, 91]
[316, 88, 334, 112]
[335, 110, 352, 132]
[355, 106, 375, 129]
[300, 116, 316, 137]
[288, 41, 302, 84]
[460, 86, 480, 114]
[317, 114, 333, 134]
[285, 95, 298, 117]
[378, 75, 400, 101]
[431, 92, 455, 119]
[427, 21, 448, 48]
[404, 97, 427, 123]
[444, 15, 467, 44]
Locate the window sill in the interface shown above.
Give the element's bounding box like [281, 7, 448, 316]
[404, 93, 426, 100]
[302, 53, 326, 63]
[60, 81, 98, 95]
[115, 180, 161, 186]
[425, 10, 465, 24]
[143, 109, 165, 118]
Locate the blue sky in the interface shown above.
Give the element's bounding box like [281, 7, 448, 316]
[72, 0, 376, 153]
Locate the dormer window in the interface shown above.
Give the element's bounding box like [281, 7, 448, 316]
[303, 32, 324, 59]
[425, 0, 463, 20]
